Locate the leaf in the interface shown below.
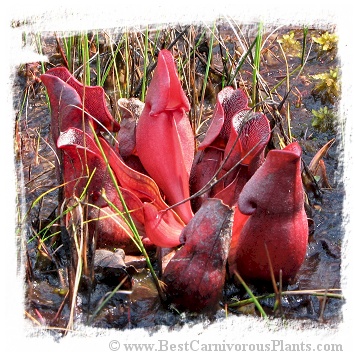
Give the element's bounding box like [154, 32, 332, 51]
[43, 67, 119, 132]
[99, 137, 171, 210]
[142, 203, 185, 248]
[309, 138, 335, 174]
[136, 49, 195, 223]
[117, 98, 144, 157]
[162, 198, 234, 313]
[41, 73, 90, 144]
[198, 87, 249, 150]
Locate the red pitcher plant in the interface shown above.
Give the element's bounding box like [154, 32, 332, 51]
[41, 49, 309, 313]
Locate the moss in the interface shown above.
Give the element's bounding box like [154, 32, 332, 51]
[311, 68, 340, 105]
[278, 31, 302, 57]
[311, 106, 336, 132]
[312, 31, 338, 52]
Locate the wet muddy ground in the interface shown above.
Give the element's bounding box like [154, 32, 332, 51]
[13, 23, 344, 336]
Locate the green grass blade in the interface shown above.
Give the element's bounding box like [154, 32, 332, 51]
[81, 32, 91, 86]
[88, 276, 130, 324]
[62, 33, 76, 73]
[278, 41, 292, 139]
[234, 270, 268, 319]
[95, 32, 101, 86]
[99, 35, 123, 91]
[90, 124, 166, 301]
[124, 31, 130, 97]
[301, 26, 309, 66]
[197, 22, 216, 129]
[229, 289, 343, 308]
[227, 36, 257, 87]
[252, 22, 263, 108]
[141, 26, 150, 102]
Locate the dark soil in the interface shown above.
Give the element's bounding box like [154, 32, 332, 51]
[13, 23, 344, 336]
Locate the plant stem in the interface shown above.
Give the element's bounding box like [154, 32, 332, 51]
[234, 270, 268, 319]
[278, 41, 292, 140]
[301, 26, 309, 66]
[197, 22, 215, 130]
[81, 32, 91, 86]
[96, 32, 101, 86]
[141, 26, 150, 102]
[229, 289, 343, 308]
[88, 276, 130, 324]
[90, 125, 166, 302]
[252, 22, 263, 108]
